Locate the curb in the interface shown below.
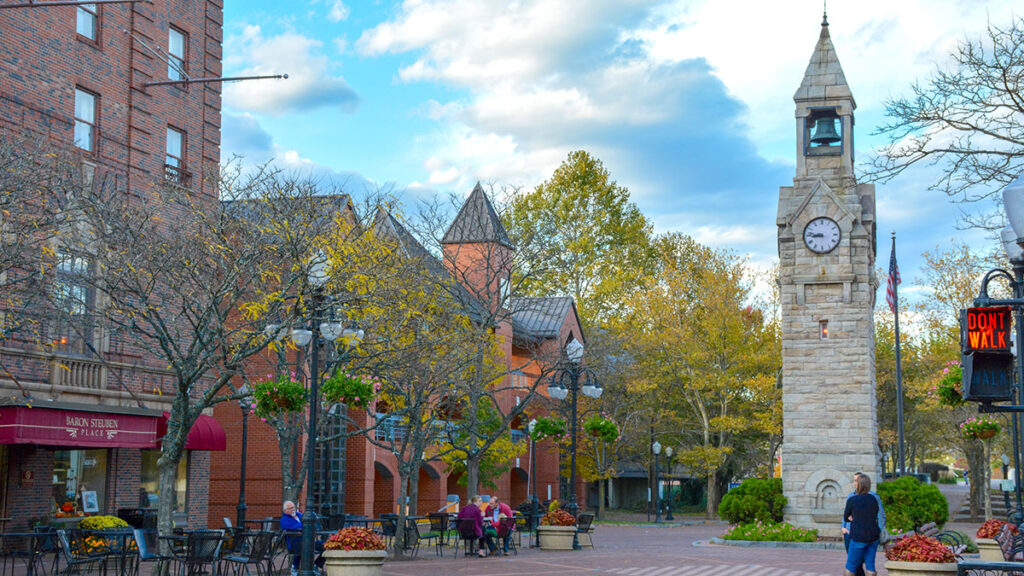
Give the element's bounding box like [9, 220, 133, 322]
[699, 537, 845, 551]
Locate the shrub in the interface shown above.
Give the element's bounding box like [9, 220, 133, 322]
[877, 476, 949, 531]
[722, 521, 817, 542]
[540, 509, 576, 526]
[323, 528, 385, 551]
[977, 519, 1018, 539]
[885, 534, 955, 563]
[78, 515, 130, 530]
[717, 478, 786, 524]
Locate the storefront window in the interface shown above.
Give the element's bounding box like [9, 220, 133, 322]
[53, 449, 108, 515]
[140, 450, 187, 512]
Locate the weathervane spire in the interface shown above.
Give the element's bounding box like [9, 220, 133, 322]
[822, 0, 828, 26]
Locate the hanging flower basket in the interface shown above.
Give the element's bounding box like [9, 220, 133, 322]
[582, 414, 619, 443]
[960, 416, 1000, 440]
[253, 374, 306, 418]
[530, 416, 567, 441]
[321, 371, 380, 409]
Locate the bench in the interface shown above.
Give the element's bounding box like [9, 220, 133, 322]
[882, 522, 967, 555]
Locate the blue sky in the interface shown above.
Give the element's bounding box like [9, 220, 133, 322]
[219, 0, 1019, 314]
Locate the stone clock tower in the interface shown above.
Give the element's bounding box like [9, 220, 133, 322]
[778, 15, 879, 536]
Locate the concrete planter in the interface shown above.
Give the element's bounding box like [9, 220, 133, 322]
[883, 560, 959, 576]
[537, 525, 576, 550]
[977, 538, 1003, 561]
[322, 550, 388, 576]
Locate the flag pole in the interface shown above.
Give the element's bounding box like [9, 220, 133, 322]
[891, 232, 907, 476]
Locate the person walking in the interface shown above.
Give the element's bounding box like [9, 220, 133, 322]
[843, 474, 882, 576]
[841, 472, 887, 576]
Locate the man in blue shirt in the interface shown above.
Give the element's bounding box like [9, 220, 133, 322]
[841, 472, 886, 576]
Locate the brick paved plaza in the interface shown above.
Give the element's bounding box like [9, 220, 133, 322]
[381, 522, 853, 576]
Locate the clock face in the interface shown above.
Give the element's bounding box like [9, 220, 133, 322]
[803, 217, 841, 254]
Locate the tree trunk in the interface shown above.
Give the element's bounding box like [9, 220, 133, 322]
[466, 455, 480, 500]
[705, 474, 718, 519]
[393, 471, 410, 559]
[597, 479, 605, 520]
[409, 471, 419, 516]
[967, 446, 984, 521]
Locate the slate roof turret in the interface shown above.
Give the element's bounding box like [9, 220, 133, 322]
[441, 182, 515, 249]
[794, 13, 855, 107]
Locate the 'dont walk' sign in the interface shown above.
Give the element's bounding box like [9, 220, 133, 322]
[963, 306, 1012, 352]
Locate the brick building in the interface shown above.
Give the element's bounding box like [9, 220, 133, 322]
[208, 185, 586, 525]
[0, 0, 226, 529]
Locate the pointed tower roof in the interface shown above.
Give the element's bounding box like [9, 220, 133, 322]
[794, 15, 855, 107]
[441, 182, 515, 248]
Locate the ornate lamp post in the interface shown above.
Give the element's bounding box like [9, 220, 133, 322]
[652, 441, 662, 523]
[528, 418, 540, 532]
[291, 256, 345, 576]
[664, 445, 674, 521]
[236, 385, 252, 528]
[546, 339, 601, 550]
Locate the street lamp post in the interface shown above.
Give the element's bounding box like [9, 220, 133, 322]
[664, 446, 674, 521]
[528, 418, 540, 539]
[292, 257, 345, 576]
[546, 339, 602, 550]
[236, 385, 252, 529]
[652, 441, 662, 523]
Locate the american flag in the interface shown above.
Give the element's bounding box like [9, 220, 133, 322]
[886, 240, 901, 313]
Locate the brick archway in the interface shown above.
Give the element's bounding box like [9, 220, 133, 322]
[417, 464, 441, 514]
[373, 462, 395, 517]
[510, 467, 528, 506]
[446, 472, 467, 507]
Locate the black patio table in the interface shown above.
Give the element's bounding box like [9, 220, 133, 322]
[0, 532, 57, 576]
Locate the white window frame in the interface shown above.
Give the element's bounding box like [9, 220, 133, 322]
[74, 88, 97, 152]
[168, 27, 186, 81]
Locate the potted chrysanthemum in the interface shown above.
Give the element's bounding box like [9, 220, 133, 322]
[322, 527, 387, 576]
[537, 502, 577, 551]
[884, 534, 958, 575]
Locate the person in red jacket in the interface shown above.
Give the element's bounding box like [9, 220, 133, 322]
[488, 497, 515, 555]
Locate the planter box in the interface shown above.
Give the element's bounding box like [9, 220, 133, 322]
[322, 550, 387, 576]
[537, 525, 576, 550]
[977, 537, 1003, 561]
[883, 560, 959, 576]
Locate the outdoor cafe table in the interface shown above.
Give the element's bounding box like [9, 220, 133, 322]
[0, 532, 54, 576]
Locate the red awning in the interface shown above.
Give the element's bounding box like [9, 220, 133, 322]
[0, 406, 159, 448]
[156, 412, 226, 451]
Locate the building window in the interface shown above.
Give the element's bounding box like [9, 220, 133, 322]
[140, 450, 187, 512]
[168, 28, 186, 81]
[165, 127, 186, 183]
[74, 89, 97, 152]
[53, 449, 108, 515]
[54, 251, 95, 354]
[512, 371, 528, 388]
[76, 4, 98, 41]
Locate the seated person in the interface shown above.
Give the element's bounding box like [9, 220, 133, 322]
[456, 495, 496, 557]
[280, 500, 324, 576]
[488, 497, 515, 555]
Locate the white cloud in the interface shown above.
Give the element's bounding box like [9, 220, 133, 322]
[223, 26, 359, 115]
[328, 1, 349, 22]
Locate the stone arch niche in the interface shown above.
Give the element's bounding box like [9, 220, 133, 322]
[805, 469, 849, 524]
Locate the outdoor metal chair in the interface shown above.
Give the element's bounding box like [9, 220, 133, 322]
[377, 516, 398, 549]
[576, 513, 595, 548]
[496, 518, 517, 556]
[170, 530, 223, 576]
[56, 530, 104, 576]
[424, 513, 449, 556]
[221, 531, 275, 576]
[453, 519, 479, 558]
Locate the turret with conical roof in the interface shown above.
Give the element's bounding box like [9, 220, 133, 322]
[442, 183, 515, 311]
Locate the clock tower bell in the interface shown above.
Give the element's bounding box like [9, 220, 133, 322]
[778, 14, 879, 536]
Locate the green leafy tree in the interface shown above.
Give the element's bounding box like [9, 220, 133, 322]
[505, 150, 657, 325]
